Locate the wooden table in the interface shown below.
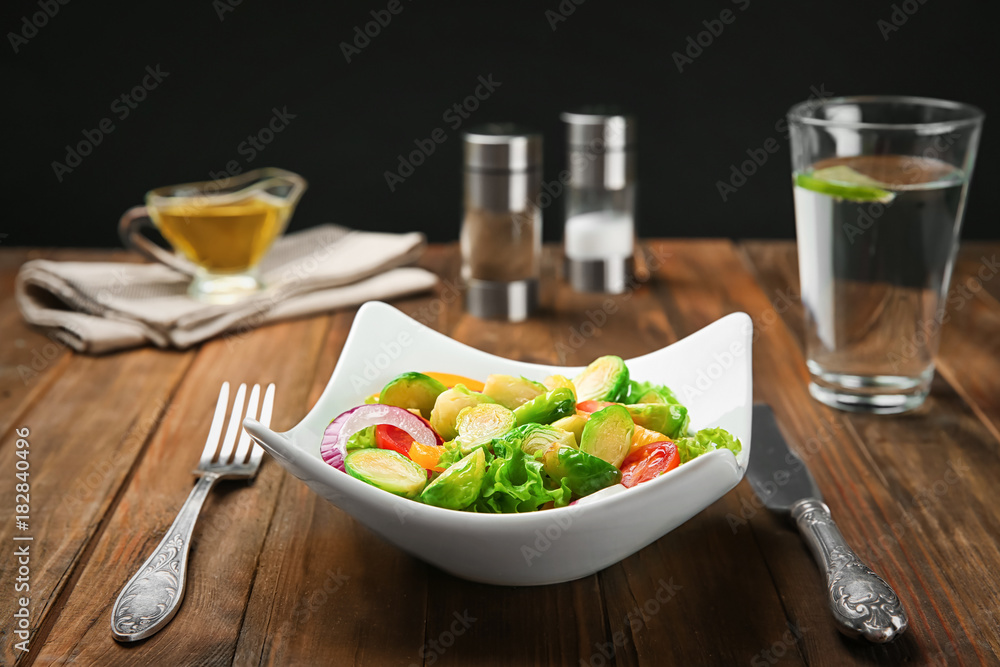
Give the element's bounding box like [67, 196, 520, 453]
[2, 241, 999, 666]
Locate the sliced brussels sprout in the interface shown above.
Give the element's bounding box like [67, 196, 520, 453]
[579, 404, 634, 468]
[379, 372, 448, 419]
[573, 356, 630, 402]
[419, 447, 487, 510]
[510, 423, 577, 457]
[551, 413, 589, 445]
[364, 393, 380, 404]
[455, 403, 516, 454]
[482, 374, 547, 410]
[542, 446, 622, 497]
[430, 384, 496, 441]
[543, 374, 576, 398]
[636, 389, 667, 404]
[625, 403, 690, 439]
[513, 387, 576, 426]
[344, 448, 427, 499]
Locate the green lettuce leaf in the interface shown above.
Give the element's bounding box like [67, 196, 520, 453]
[345, 425, 376, 451]
[436, 440, 468, 469]
[674, 427, 742, 464]
[472, 440, 570, 513]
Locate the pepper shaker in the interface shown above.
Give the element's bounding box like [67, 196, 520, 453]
[461, 124, 542, 321]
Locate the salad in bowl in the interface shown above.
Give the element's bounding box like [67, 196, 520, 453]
[320, 357, 742, 513]
[244, 301, 752, 585]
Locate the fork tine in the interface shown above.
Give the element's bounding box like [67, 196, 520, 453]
[218, 383, 247, 464]
[249, 383, 276, 469]
[234, 384, 261, 464]
[200, 383, 230, 467]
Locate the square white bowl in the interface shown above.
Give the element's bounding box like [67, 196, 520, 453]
[245, 301, 753, 585]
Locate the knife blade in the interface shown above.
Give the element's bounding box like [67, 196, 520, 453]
[747, 404, 908, 643]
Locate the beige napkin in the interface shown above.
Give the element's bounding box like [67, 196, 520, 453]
[16, 225, 438, 354]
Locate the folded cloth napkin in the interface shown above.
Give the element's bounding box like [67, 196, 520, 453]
[16, 225, 438, 354]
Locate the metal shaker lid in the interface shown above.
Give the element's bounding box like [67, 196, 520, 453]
[464, 123, 542, 172]
[560, 106, 636, 151]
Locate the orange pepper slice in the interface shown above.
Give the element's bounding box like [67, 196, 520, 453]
[422, 372, 485, 393]
[409, 442, 446, 472]
[630, 425, 671, 455]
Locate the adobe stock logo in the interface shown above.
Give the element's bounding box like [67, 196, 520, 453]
[877, 0, 930, 40]
[339, 0, 415, 63]
[7, 0, 71, 54]
[383, 74, 502, 192]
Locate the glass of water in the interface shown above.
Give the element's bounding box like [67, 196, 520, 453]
[788, 96, 984, 414]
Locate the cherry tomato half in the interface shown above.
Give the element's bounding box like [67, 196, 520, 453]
[620, 441, 679, 488]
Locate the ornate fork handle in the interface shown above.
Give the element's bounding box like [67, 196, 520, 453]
[791, 498, 908, 643]
[111, 472, 220, 642]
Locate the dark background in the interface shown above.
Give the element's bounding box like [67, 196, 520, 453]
[2, 0, 994, 247]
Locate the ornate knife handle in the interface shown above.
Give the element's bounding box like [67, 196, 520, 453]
[791, 498, 908, 643]
[111, 473, 219, 642]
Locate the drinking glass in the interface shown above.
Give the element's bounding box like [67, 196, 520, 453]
[119, 168, 307, 303]
[788, 96, 983, 413]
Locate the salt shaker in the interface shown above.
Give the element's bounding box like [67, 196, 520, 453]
[561, 107, 636, 294]
[461, 124, 542, 321]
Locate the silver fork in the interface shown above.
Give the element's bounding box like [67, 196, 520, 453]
[110, 382, 275, 642]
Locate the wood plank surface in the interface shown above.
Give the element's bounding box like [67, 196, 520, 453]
[0, 250, 140, 448]
[935, 245, 1000, 443]
[0, 349, 195, 666]
[1, 242, 998, 667]
[29, 316, 330, 664]
[738, 240, 1000, 666]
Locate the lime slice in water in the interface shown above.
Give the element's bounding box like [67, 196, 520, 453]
[795, 165, 896, 203]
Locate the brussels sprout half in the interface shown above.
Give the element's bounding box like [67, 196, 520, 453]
[379, 372, 448, 419]
[344, 448, 427, 499]
[513, 387, 576, 426]
[456, 403, 516, 454]
[420, 447, 487, 510]
[430, 385, 496, 441]
[551, 413, 589, 445]
[572, 356, 630, 402]
[543, 374, 576, 398]
[542, 446, 621, 497]
[579, 404, 634, 468]
[482, 374, 547, 410]
[507, 423, 576, 457]
[623, 380, 681, 406]
[625, 403, 690, 439]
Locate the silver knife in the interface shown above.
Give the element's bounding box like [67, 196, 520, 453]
[746, 404, 908, 643]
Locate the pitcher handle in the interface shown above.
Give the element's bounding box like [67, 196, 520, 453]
[118, 206, 197, 276]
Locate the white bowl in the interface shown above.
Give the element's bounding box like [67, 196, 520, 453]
[245, 301, 753, 586]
